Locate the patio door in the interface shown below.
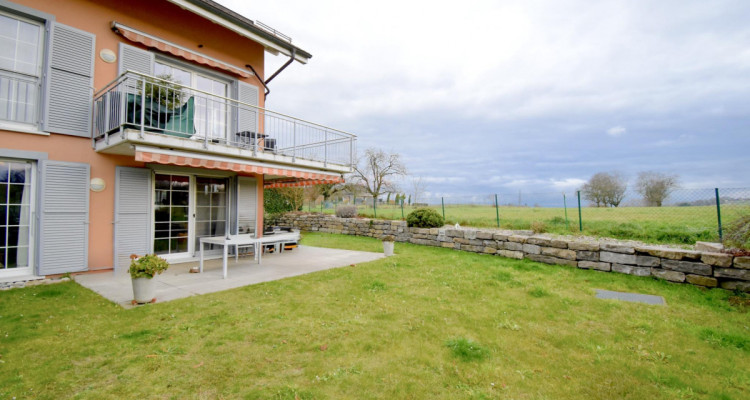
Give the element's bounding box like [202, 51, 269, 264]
[153, 173, 228, 260]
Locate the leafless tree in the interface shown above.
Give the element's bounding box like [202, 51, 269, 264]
[410, 176, 428, 204]
[636, 171, 678, 207]
[581, 172, 627, 207]
[351, 148, 407, 200]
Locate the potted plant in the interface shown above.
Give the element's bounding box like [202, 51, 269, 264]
[129, 254, 169, 304]
[382, 235, 395, 257]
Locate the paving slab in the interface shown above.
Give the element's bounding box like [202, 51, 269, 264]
[595, 289, 666, 305]
[75, 245, 384, 308]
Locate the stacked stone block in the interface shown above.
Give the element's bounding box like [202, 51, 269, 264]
[277, 213, 750, 292]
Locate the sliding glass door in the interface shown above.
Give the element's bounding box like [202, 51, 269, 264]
[153, 173, 228, 259]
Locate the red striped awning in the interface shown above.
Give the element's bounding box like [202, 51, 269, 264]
[112, 22, 251, 79]
[134, 150, 344, 188]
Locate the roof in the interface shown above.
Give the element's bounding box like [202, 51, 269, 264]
[165, 0, 312, 64]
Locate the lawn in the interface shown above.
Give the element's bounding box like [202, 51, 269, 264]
[312, 203, 750, 245]
[1, 233, 749, 399]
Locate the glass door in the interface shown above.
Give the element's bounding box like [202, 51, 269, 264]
[194, 177, 227, 254]
[153, 173, 191, 257]
[0, 160, 33, 276]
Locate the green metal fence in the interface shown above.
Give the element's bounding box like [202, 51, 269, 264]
[301, 188, 749, 245]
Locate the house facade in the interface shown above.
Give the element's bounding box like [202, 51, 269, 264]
[0, 0, 355, 278]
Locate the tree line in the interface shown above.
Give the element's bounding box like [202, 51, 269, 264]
[580, 171, 679, 207]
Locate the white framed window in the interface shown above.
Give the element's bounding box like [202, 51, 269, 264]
[154, 60, 229, 140]
[0, 11, 44, 126]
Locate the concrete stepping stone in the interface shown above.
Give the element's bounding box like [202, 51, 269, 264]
[595, 289, 665, 305]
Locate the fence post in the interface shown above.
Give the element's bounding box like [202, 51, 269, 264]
[401, 198, 404, 219]
[494, 194, 500, 227]
[577, 191, 583, 232]
[320, 199, 323, 213]
[563, 193, 569, 230]
[373, 196, 377, 218]
[441, 197, 445, 220]
[715, 188, 723, 241]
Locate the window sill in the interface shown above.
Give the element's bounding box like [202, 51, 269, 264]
[0, 122, 50, 136]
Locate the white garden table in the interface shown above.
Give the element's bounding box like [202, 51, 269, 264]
[199, 231, 301, 279]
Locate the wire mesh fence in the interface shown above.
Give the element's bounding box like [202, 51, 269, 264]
[300, 187, 750, 245]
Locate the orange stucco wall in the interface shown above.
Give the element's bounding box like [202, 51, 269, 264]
[2, 0, 268, 270]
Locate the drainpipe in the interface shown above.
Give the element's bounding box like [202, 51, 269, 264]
[245, 48, 296, 101]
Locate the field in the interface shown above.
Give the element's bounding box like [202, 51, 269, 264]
[1, 232, 749, 399]
[310, 203, 750, 245]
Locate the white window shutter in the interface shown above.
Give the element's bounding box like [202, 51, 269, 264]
[38, 160, 90, 275]
[237, 176, 257, 234]
[236, 81, 259, 133]
[42, 22, 95, 137]
[118, 43, 154, 75]
[114, 167, 152, 273]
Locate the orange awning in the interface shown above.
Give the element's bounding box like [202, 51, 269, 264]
[134, 148, 344, 188]
[112, 22, 251, 79]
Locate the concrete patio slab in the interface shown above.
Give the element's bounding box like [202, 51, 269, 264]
[75, 245, 384, 308]
[595, 289, 666, 305]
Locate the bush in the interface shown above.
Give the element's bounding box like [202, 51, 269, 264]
[335, 205, 358, 218]
[724, 215, 750, 250]
[128, 254, 169, 279]
[406, 208, 444, 228]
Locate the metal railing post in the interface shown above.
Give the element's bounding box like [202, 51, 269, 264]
[715, 188, 723, 241]
[373, 196, 377, 218]
[494, 194, 500, 227]
[401, 198, 404, 219]
[103, 92, 110, 145]
[292, 121, 297, 162]
[139, 78, 146, 139]
[563, 193, 570, 230]
[324, 130, 328, 167]
[349, 137, 354, 170]
[441, 197, 445, 220]
[577, 191, 583, 232]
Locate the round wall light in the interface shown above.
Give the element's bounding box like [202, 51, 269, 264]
[100, 48, 117, 63]
[90, 177, 106, 192]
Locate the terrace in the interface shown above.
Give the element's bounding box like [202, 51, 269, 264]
[92, 71, 356, 176]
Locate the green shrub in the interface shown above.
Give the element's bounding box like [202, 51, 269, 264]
[724, 215, 750, 250]
[406, 208, 444, 228]
[128, 254, 169, 279]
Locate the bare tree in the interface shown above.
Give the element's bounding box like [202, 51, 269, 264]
[351, 148, 407, 201]
[636, 171, 678, 207]
[581, 172, 627, 207]
[411, 176, 428, 205]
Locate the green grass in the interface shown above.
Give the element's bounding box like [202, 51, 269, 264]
[315, 203, 750, 245]
[1, 232, 749, 399]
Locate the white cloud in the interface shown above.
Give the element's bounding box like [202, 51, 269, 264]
[606, 126, 627, 137]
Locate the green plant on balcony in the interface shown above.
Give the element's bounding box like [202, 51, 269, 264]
[141, 74, 185, 110]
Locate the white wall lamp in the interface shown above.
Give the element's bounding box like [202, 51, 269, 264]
[90, 177, 106, 192]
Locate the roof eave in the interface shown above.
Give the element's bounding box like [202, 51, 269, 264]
[165, 0, 312, 64]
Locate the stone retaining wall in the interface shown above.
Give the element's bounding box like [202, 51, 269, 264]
[278, 213, 750, 292]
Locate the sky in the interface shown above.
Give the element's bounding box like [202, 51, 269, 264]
[218, 0, 750, 201]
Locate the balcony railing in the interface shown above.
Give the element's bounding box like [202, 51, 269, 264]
[93, 71, 356, 169]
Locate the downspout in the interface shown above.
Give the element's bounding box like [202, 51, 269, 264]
[245, 48, 296, 101]
[245, 63, 269, 100]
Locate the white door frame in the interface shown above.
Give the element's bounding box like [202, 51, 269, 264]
[0, 159, 36, 278]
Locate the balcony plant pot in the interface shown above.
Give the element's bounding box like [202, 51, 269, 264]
[382, 235, 395, 257]
[129, 254, 169, 304]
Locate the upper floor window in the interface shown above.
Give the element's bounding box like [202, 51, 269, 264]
[0, 12, 43, 125]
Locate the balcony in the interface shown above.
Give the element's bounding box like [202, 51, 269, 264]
[92, 72, 356, 174]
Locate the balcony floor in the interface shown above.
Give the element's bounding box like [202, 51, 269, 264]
[74, 245, 384, 308]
